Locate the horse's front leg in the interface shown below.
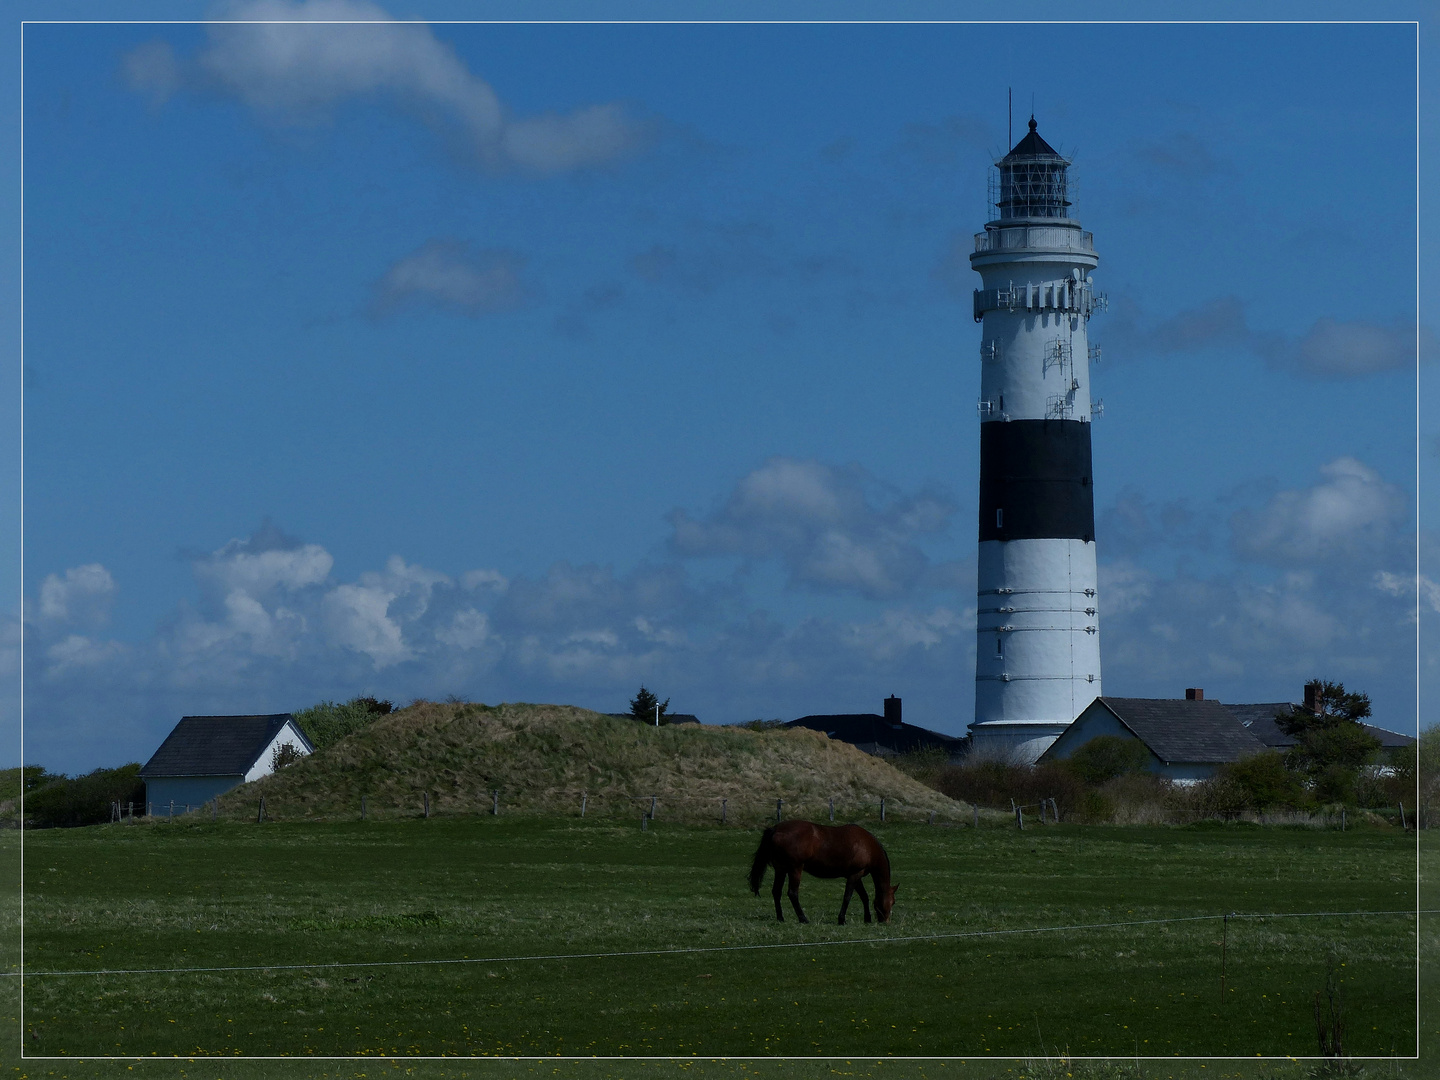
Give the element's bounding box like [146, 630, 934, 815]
[772, 867, 786, 921]
[787, 868, 809, 924]
[854, 877, 872, 924]
[838, 878, 855, 925]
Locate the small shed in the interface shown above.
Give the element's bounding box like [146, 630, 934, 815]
[1039, 697, 1268, 783]
[787, 696, 968, 761]
[140, 714, 313, 813]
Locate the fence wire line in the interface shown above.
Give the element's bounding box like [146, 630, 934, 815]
[8, 907, 1423, 980]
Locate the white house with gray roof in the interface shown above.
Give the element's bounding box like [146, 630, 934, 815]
[1038, 696, 1269, 783]
[140, 714, 312, 813]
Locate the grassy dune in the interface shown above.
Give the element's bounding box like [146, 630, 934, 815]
[214, 702, 967, 826]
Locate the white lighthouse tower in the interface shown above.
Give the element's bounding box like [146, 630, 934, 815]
[968, 117, 1104, 763]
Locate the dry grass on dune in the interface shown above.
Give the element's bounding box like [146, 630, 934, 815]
[217, 700, 968, 825]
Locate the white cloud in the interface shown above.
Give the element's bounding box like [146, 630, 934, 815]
[1277, 318, 1436, 379]
[1094, 294, 1433, 381]
[194, 542, 333, 598]
[322, 582, 410, 667]
[44, 634, 127, 673]
[1376, 571, 1440, 617]
[461, 568, 508, 592]
[668, 457, 956, 599]
[122, 0, 647, 173]
[1231, 457, 1409, 565]
[373, 241, 530, 317]
[35, 564, 116, 626]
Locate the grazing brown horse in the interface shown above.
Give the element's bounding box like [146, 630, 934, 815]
[748, 820, 898, 925]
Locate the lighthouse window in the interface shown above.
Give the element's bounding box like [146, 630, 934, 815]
[996, 508, 1004, 528]
[995, 634, 1004, 658]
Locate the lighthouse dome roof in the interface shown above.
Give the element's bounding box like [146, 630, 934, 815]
[1002, 116, 1064, 161]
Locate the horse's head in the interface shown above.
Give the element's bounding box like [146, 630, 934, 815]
[877, 883, 898, 923]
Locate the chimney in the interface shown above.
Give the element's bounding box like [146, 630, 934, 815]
[1185, 688, 1204, 701]
[883, 695, 902, 728]
[1303, 680, 1323, 715]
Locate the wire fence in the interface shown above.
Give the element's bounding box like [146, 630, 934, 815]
[8, 907, 1425, 980]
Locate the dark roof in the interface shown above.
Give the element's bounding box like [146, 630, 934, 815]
[786, 714, 967, 756]
[1091, 698, 1268, 764]
[1222, 702, 1415, 750]
[1362, 724, 1416, 749]
[1002, 117, 1062, 161]
[1223, 703, 1298, 747]
[140, 715, 309, 778]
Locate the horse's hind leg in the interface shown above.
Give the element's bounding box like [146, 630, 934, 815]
[854, 878, 872, 924]
[787, 868, 809, 924]
[771, 867, 786, 921]
[838, 879, 855, 925]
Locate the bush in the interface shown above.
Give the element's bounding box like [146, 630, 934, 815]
[929, 759, 1088, 818]
[24, 764, 146, 828]
[1173, 774, 1251, 821]
[1216, 751, 1304, 809]
[1061, 736, 1152, 786]
[294, 697, 394, 750]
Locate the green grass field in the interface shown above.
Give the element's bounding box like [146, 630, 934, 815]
[3, 812, 1427, 1080]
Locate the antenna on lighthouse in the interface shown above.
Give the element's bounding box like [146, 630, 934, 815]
[1008, 87, 1012, 148]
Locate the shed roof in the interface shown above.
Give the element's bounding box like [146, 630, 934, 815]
[786, 714, 967, 756]
[140, 714, 310, 778]
[1222, 702, 1415, 750]
[1091, 698, 1269, 764]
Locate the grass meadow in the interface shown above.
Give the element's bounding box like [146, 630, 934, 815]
[0, 816, 1432, 1080]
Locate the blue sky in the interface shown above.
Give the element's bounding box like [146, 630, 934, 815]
[4, 3, 1435, 773]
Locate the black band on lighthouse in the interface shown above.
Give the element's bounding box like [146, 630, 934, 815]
[978, 419, 1095, 542]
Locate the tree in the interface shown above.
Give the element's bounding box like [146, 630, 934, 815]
[293, 696, 394, 750]
[629, 686, 670, 724]
[1217, 750, 1304, 809]
[1278, 680, 1381, 803]
[1062, 735, 1152, 786]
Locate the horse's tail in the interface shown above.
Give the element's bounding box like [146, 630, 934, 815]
[748, 827, 777, 894]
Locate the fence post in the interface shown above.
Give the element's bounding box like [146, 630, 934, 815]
[581, 793, 587, 818]
[147, 802, 153, 818]
[423, 791, 430, 819]
[973, 805, 979, 829]
[1016, 805, 1023, 830]
[127, 801, 133, 822]
[169, 800, 175, 820]
[829, 797, 835, 822]
[361, 795, 367, 821]
[928, 810, 935, 825]
[776, 799, 784, 822]
[1051, 798, 1060, 823]
[1341, 807, 1345, 831]
[880, 797, 886, 823]
[257, 796, 265, 824]
[721, 798, 727, 824]
[642, 811, 648, 831]
[650, 795, 657, 820]
[1400, 802, 1408, 830]
[1220, 913, 1229, 1004]
[212, 799, 217, 821]
[492, 790, 499, 816]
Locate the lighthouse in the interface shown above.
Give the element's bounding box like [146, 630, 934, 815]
[968, 117, 1104, 763]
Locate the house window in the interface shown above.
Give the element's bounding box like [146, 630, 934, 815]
[996, 509, 1004, 529]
